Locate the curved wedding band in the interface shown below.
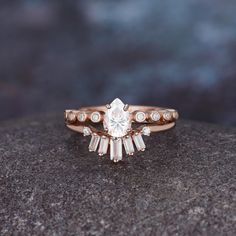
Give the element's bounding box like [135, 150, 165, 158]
[65, 98, 179, 162]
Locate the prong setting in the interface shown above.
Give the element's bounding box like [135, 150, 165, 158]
[106, 104, 111, 109]
[123, 104, 129, 111]
[103, 98, 131, 138]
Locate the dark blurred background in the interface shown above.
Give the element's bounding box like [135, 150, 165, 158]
[0, 0, 236, 125]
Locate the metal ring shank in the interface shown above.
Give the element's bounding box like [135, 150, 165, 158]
[67, 122, 176, 135]
[79, 105, 175, 112]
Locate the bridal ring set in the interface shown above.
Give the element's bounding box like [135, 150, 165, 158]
[65, 98, 179, 162]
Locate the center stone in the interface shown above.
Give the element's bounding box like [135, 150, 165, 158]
[103, 98, 131, 138]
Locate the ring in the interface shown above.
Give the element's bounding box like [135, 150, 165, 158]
[65, 98, 179, 162]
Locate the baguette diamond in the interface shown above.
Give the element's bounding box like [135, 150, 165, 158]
[110, 138, 122, 162]
[98, 136, 109, 156]
[89, 134, 100, 152]
[133, 133, 146, 151]
[123, 136, 135, 155]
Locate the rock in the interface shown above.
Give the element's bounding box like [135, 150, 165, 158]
[0, 114, 235, 235]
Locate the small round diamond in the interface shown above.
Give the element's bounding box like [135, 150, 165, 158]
[77, 112, 87, 122]
[135, 111, 146, 122]
[83, 127, 92, 136]
[150, 111, 160, 122]
[173, 111, 179, 119]
[67, 112, 76, 122]
[163, 111, 172, 121]
[142, 127, 151, 136]
[91, 112, 101, 123]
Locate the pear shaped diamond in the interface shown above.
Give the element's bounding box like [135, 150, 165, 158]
[103, 98, 131, 138]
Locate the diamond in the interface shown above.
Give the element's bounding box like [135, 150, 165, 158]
[135, 111, 146, 122]
[98, 136, 109, 156]
[163, 111, 172, 121]
[142, 127, 151, 136]
[123, 136, 134, 155]
[173, 111, 179, 120]
[133, 133, 146, 151]
[78, 112, 87, 122]
[103, 98, 131, 138]
[83, 127, 92, 136]
[89, 134, 100, 152]
[110, 138, 122, 162]
[150, 111, 161, 122]
[91, 112, 101, 123]
[67, 112, 76, 122]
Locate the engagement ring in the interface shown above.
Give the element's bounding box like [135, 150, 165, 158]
[65, 98, 179, 162]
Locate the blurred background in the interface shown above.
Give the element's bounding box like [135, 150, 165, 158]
[0, 0, 236, 125]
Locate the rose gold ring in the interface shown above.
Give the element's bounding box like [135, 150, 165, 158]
[65, 98, 179, 162]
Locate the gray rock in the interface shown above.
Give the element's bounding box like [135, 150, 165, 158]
[0, 114, 235, 235]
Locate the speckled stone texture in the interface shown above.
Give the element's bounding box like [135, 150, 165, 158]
[0, 114, 235, 236]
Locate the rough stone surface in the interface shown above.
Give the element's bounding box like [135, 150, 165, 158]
[0, 114, 235, 236]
